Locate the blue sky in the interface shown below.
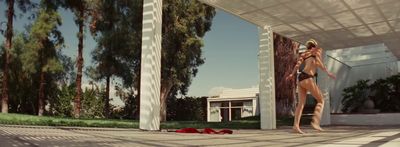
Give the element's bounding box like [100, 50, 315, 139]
[0, 4, 259, 97]
[187, 10, 259, 96]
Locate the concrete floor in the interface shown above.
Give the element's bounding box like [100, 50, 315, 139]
[0, 125, 399, 147]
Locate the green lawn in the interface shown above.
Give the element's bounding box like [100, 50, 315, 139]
[0, 113, 309, 129]
[0, 113, 138, 128]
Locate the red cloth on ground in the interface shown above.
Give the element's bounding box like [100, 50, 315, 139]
[175, 128, 233, 134]
[175, 128, 200, 133]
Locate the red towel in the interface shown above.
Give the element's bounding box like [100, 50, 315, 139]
[175, 128, 233, 134]
[175, 128, 200, 133]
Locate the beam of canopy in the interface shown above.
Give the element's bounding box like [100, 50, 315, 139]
[200, 0, 400, 59]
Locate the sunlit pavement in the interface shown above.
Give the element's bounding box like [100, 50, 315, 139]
[0, 125, 399, 147]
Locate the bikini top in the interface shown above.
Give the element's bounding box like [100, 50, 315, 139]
[301, 55, 317, 76]
[303, 55, 316, 60]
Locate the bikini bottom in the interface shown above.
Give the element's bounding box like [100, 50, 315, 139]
[298, 72, 315, 82]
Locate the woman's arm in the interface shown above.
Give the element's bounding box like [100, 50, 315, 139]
[291, 56, 303, 75]
[290, 51, 314, 75]
[314, 50, 336, 79]
[286, 51, 311, 81]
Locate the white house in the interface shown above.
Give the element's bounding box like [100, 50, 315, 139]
[207, 87, 260, 122]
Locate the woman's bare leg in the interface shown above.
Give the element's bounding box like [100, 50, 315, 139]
[293, 85, 307, 134]
[307, 81, 325, 131]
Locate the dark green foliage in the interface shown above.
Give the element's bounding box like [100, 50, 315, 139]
[156, 0, 215, 121]
[5, 33, 37, 114]
[0, 0, 77, 116]
[370, 74, 400, 112]
[115, 85, 138, 119]
[81, 86, 106, 118]
[22, 3, 64, 74]
[88, 0, 142, 85]
[341, 80, 370, 113]
[87, 0, 142, 118]
[1, 0, 36, 113]
[60, 0, 92, 118]
[1, 0, 216, 121]
[342, 74, 400, 113]
[161, 0, 216, 95]
[47, 83, 108, 118]
[22, 1, 65, 116]
[50, 84, 75, 117]
[167, 97, 207, 121]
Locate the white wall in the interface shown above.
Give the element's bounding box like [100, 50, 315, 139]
[349, 62, 397, 83]
[324, 56, 351, 113]
[398, 61, 400, 73]
[332, 113, 400, 125]
[209, 102, 221, 122]
[242, 101, 253, 117]
[325, 55, 398, 113]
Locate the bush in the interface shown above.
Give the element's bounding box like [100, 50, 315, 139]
[167, 97, 207, 121]
[341, 74, 400, 113]
[341, 80, 370, 113]
[370, 74, 400, 112]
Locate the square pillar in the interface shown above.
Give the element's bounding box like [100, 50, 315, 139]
[207, 99, 210, 122]
[317, 51, 331, 125]
[258, 26, 276, 129]
[139, 0, 163, 131]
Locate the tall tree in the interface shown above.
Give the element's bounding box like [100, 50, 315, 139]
[88, 0, 215, 121]
[22, 0, 64, 116]
[61, 0, 91, 118]
[89, 0, 142, 118]
[274, 34, 300, 116]
[1, 0, 35, 113]
[88, 0, 118, 118]
[4, 33, 37, 114]
[158, 0, 215, 121]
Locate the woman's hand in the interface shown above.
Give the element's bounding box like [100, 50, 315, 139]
[328, 72, 336, 80]
[286, 74, 294, 81]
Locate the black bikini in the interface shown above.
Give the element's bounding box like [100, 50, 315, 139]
[303, 55, 316, 60]
[298, 55, 317, 82]
[298, 72, 317, 82]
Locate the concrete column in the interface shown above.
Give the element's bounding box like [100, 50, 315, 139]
[228, 101, 232, 121]
[317, 51, 331, 125]
[207, 99, 210, 122]
[139, 0, 162, 131]
[252, 98, 256, 116]
[258, 26, 276, 129]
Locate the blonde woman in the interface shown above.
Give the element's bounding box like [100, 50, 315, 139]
[286, 39, 336, 134]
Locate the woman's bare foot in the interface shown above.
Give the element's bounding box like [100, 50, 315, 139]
[292, 126, 305, 134]
[310, 122, 324, 132]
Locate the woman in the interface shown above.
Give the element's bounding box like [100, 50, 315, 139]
[286, 39, 336, 134]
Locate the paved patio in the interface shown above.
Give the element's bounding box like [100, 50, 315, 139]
[0, 125, 399, 146]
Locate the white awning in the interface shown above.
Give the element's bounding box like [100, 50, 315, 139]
[327, 43, 397, 67]
[200, 0, 400, 59]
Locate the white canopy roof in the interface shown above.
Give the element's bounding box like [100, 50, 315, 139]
[200, 0, 400, 60]
[327, 43, 397, 67]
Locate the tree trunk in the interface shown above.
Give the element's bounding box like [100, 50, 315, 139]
[2, 0, 14, 113]
[104, 75, 111, 118]
[74, 6, 84, 118]
[160, 80, 173, 122]
[38, 70, 46, 116]
[273, 33, 299, 117]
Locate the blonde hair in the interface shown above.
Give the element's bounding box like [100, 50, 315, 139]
[306, 39, 318, 49]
